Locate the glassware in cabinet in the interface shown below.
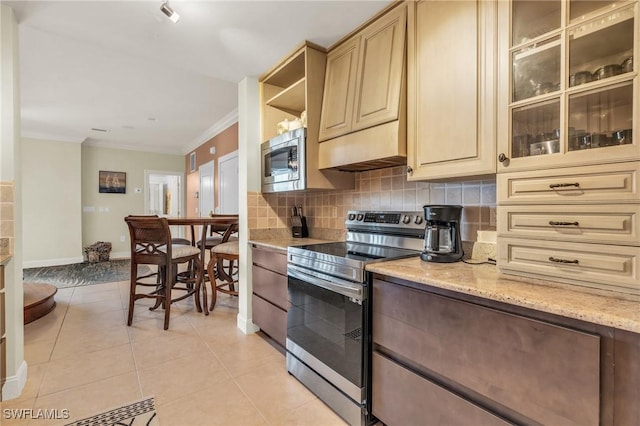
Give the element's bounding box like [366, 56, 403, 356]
[569, 6, 634, 87]
[512, 36, 561, 102]
[501, 0, 637, 168]
[511, 99, 561, 158]
[568, 82, 634, 151]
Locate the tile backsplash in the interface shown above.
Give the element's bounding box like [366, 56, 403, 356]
[248, 166, 496, 242]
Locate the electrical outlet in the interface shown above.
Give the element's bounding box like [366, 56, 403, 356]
[489, 207, 497, 227]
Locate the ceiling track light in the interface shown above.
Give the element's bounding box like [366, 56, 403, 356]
[160, 1, 180, 23]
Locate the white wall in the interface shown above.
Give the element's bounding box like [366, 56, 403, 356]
[22, 138, 83, 267]
[237, 76, 261, 335]
[1, 4, 26, 401]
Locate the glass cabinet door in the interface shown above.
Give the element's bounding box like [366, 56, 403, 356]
[505, 0, 637, 167]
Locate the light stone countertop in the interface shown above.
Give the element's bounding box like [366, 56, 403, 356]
[366, 257, 640, 333]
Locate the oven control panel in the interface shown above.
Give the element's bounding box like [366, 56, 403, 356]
[345, 210, 425, 230]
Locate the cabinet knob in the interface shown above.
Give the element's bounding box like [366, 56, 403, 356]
[498, 153, 508, 163]
[407, 166, 413, 175]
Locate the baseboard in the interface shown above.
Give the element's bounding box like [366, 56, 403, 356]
[1, 361, 28, 401]
[110, 251, 130, 260]
[23, 256, 84, 269]
[237, 314, 259, 335]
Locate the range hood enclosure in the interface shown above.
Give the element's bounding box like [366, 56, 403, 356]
[318, 120, 407, 172]
[317, 3, 407, 172]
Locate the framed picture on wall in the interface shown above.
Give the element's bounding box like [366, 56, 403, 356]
[99, 171, 126, 194]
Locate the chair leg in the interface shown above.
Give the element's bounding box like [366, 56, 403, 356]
[205, 253, 217, 315]
[193, 257, 203, 313]
[209, 277, 218, 312]
[127, 261, 137, 326]
[163, 264, 172, 330]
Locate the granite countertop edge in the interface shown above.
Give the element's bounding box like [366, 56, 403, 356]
[367, 257, 640, 334]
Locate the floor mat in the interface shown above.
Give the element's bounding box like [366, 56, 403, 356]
[65, 397, 158, 426]
[23, 259, 151, 288]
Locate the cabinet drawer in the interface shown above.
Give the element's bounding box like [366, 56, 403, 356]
[372, 352, 509, 426]
[252, 294, 286, 347]
[252, 246, 287, 275]
[498, 237, 640, 294]
[497, 162, 640, 204]
[373, 279, 601, 426]
[498, 204, 640, 245]
[251, 264, 288, 310]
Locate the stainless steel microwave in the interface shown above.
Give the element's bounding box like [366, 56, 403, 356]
[261, 128, 307, 193]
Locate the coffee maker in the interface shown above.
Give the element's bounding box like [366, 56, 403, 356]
[421, 205, 463, 263]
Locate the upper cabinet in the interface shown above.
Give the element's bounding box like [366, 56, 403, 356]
[260, 42, 354, 191]
[497, 0, 639, 172]
[318, 4, 408, 172]
[260, 42, 324, 143]
[317, 38, 360, 141]
[319, 6, 406, 141]
[406, 0, 498, 181]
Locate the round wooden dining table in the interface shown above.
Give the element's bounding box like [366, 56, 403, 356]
[167, 215, 239, 312]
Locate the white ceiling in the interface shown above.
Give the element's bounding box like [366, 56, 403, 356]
[4, 0, 392, 154]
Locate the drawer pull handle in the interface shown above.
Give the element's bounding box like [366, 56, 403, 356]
[549, 182, 580, 189]
[548, 221, 579, 226]
[548, 256, 579, 264]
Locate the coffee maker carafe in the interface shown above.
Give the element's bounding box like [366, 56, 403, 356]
[421, 205, 463, 263]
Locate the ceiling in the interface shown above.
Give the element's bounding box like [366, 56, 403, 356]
[4, 0, 392, 155]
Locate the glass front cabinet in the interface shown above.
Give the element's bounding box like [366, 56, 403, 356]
[498, 0, 639, 172]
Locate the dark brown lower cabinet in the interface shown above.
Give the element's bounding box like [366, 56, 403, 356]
[372, 276, 638, 426]
[373, 352, 510, 426]
[251, 245, 288, 347]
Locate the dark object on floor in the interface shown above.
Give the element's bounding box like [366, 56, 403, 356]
[24, 282, 57, 324]
[23, 259, 150, 288]
[64, 397, 157, 426]
[84, 241, 112, 263]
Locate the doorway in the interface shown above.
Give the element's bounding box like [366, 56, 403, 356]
[199, 160, 215, 217]
[218, 151, 239, 214]
[145, 170, 184, 236]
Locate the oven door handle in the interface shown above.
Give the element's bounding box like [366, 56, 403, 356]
[287, 265, 364, 301]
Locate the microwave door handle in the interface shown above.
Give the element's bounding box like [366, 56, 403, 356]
[287, 265, 363, 301]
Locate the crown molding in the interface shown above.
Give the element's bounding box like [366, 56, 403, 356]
[81, 139, 183, 155]
[21, 131, 86, 144]
[183, 108, 238, 155]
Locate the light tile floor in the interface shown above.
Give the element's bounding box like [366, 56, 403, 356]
[1, 281, 347, 426]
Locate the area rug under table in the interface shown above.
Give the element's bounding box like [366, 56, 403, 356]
[65, 397, 157, 426]
[23, 259, 151, 288]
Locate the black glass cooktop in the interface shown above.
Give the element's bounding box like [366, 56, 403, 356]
[294, 241, 419, 263]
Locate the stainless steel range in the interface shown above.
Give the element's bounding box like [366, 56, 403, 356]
[286, 210, 424, 425]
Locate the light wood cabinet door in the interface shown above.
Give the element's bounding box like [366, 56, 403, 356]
[407, 0, 497, 181]
[318, 37, 360, 141]
[352, 5, 406, 132]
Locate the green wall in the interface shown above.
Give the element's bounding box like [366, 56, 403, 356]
[81, 145, 184, 257]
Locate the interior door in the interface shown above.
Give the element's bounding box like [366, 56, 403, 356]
[218, 151, 239, 214]
[145, 170, 184, 236]
[199, 161, 215, 217]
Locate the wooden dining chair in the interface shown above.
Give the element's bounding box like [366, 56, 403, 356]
[196, 214, 239, 251]
[204, 222, 239, 313]
[125, 215, 204, 330]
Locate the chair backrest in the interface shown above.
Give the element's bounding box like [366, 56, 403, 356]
[125, 215, 172, 266]
[220, 222, 239, 243]
[209, 214, 239, 237]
